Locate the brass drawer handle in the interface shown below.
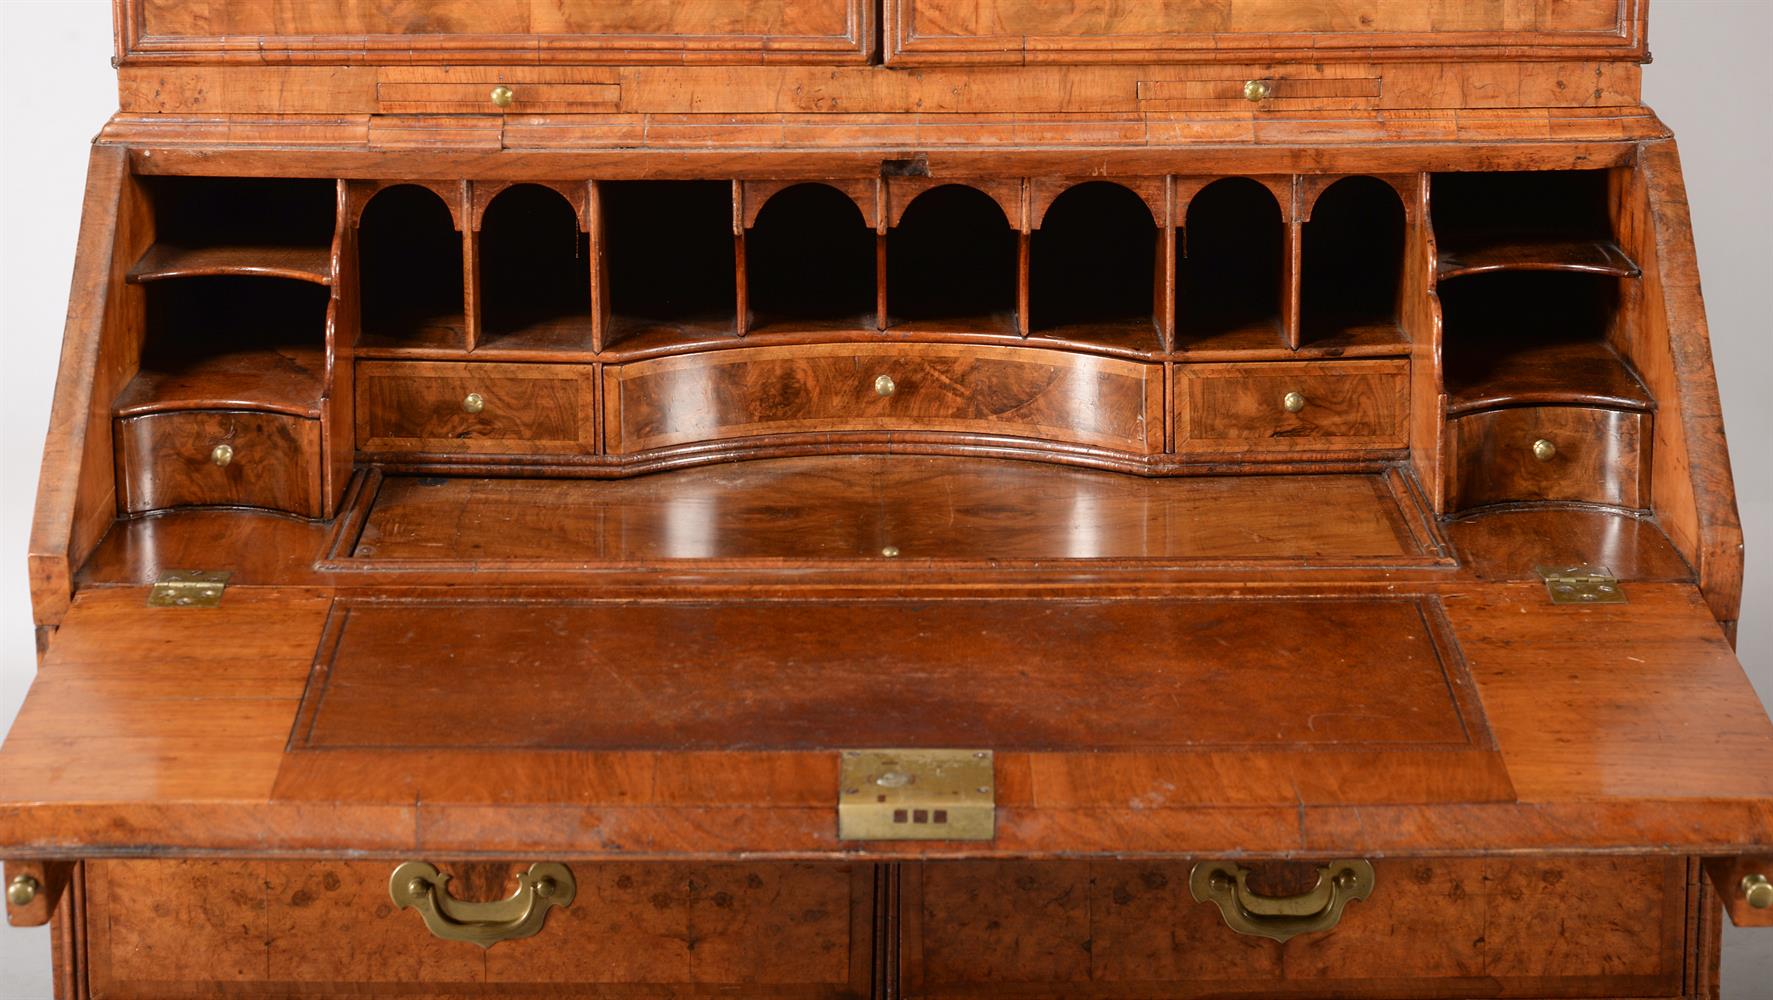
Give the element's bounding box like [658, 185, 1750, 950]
[389, 861, 574, 949]
[1189, 859, 1375, 943]
[462, 392, 486, 414]
[874, 374, 896, 398]
[1243, 79, 1273, 102]
[1282, 391, 1306, 413]
[210, 443, 234, 467]
[1532, 437, 1557, 462]
[490, 85, 514, 109]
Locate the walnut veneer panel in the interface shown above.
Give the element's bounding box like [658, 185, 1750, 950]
[114, 410, 323, 517]
[291, 595, 1488, 754]
[1449, 405, 1649, 510]
[85, 859, 872, 998]
[604, 344, 1163, 456]
[0, 583, 1770, 857]
[886, 0, 1645, 65]
[337, 461, 1435, 566]
[903, 856, 1687, 998]
[122, 0, 874, 65]
[1174, 360, 1409, 457]
[356, 361, 598, 456]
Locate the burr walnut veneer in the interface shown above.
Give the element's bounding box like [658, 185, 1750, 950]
[1, 1, 1768, 997]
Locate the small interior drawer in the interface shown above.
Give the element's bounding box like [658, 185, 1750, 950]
[83, 859, 874, 998]
[902, 857, 1689, 999]
[1449, 405, 1649, 510]
[603, 344, 1163, 456]
[114, 409, 322, 517]
[356, 361, 598, 457]
[1174, 360, 1409, 457]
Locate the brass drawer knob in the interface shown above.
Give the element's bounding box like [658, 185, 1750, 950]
[1243, 79, 1273, 102]
[209, 443, 234, 468]
[463, 392, 486, 414]
[1531, 438, 1557, 462]
[1744, 873, 1773, 910]
[874, 374, 896, 398]
[1190, 859, 1375, 943]
[6, 875, 39, 907]
[1282, 391, 1306, 413]
[390, 861, 575, 949]
[490, 85, 515, 109]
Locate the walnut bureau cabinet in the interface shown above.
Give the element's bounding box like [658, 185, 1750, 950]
[1, 2, 1769, 997]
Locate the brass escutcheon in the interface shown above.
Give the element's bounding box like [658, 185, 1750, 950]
[389, 862, 574, 948]
[490, 85, 515, 109]
[1532, 437, 1557, 462]
[1189, 859, 1375, 942]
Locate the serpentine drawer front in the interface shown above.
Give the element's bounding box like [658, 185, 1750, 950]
[602, 343, 1164, 456]
[1448, 405, 1650, 511]
[113, 409, 323, 517]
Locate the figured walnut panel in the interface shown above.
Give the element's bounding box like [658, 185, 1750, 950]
[1175, 360, 1409, 457]
[85, 859, 871, 997]
[114, 409, 323, 517]
[338, 463, 1436, 566]
[903, 856, 1687, 998]
[886, 0, 1644, 65]
[124, 0, 874, 65]
[1449, 405, 1649, 510]
[355, 361, 597, 457]
[605, 344, 1161, 456]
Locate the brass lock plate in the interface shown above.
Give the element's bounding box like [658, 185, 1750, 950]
[838, 749, 994, 841]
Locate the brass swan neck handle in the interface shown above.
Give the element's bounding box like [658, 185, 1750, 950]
[389, 861, 575, 948]
[1189, 859, 1375, 943]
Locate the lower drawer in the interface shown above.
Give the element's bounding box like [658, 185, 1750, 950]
[114, 409, 323, 517]
[82, 860, 873, 998]
[902, 857, 1694, 999]
[603, 343, 1164, 456]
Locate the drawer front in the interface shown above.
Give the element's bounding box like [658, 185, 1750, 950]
[885, 0, 1642, 66]
[125, 1, 873, 66]
[84, 860, 872, 998]
[903, 857, 1690, 998]
[1175, 360, 1408, 457]
[1450, 405, 1649, 510]
[115, 410, 322, 517]
[604, 344, 1163, 456]
[356, 362, 598, 456]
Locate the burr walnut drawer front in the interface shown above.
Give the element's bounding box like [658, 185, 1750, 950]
[82, 859, 873, 998]
[1173, 360, 1409, 457]
[114, 409, 322, 517]
[903, 857, 1693, 999]
[604, 344, 1164, 455]
[1449, 405, 1650, 511]
[356, 361, 598, 457]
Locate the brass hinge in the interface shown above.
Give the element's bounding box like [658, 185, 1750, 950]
[1537, 565, 1626, 605]
[838, 749, 995, 842]
[147, 570, 231, 608]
